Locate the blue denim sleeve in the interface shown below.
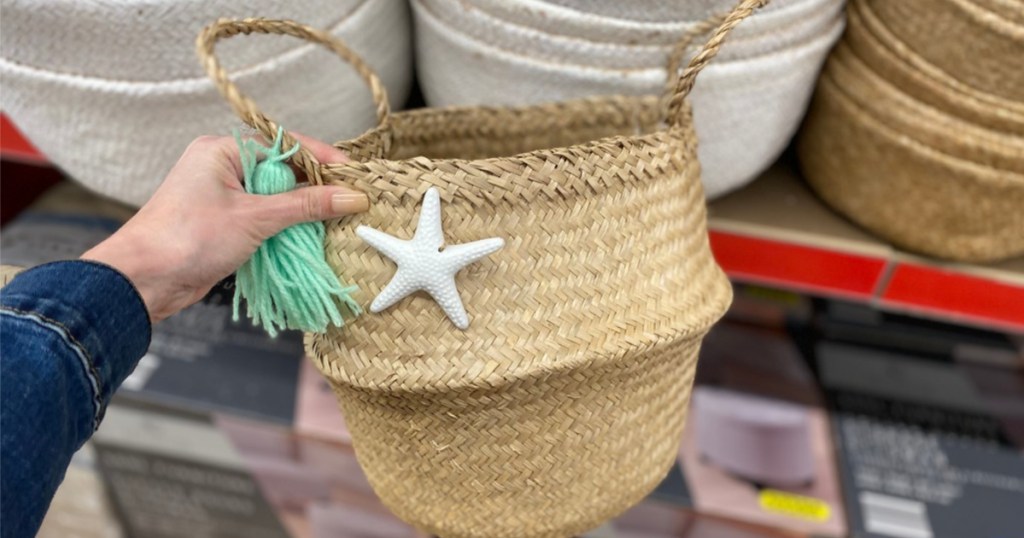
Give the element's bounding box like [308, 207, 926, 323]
[1, 260, 151, 538]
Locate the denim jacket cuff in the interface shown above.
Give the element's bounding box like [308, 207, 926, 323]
[0, 260, 152, 415]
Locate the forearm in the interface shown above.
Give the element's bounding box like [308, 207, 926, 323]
[0, 261, 151, 537]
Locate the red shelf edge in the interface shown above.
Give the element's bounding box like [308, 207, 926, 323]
[709, 230, 886, 300]
[710, 230, 1024, 332]
[881, 263, 1024, 333]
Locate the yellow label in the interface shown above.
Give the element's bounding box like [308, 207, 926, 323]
[758, 489, 831, 522]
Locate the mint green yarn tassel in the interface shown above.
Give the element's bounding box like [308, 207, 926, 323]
[232, 127, 361, 337]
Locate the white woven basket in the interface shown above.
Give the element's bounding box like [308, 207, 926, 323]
[465, 0, 834, 45]
[421, 0, 840, 69]
[414, 0, 844, 198]
[538, 0, 782, 23]
[0, 0, 365, 81]
[0, 0, 411, 207]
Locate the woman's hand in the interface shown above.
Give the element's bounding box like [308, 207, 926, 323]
[82, 134, 368, 322]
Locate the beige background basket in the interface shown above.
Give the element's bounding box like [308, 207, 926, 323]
[798, 57, 1024, 262]
[844, 0, 1024, 135]
[196, 3, 765, 535]
[867, 0, 1024, 103]
[799, 0, 1024, 263]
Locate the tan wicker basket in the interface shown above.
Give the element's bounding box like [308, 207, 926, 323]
[196, 3, 762, 536]
[799, 60, 1024, 263]
[826, 43, 1024, 173]
[799, 0, 1024, 263]
[866, 0, 1024, 103]
[845, 0, 1024, 136]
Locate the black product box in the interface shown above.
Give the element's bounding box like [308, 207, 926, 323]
[817, 342, 1024, 538]
[817, 300, 1022, 367]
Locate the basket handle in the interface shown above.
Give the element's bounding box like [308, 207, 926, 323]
[664, 0, 770, 127]
[196, 18, 391, 184]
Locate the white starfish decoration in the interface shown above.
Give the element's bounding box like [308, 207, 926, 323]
[356, 187, 504, 330]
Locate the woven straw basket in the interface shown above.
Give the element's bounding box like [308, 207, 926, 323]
[842, 0, 1024, 136]
[798, 0, 1024, 263]
[196, 2, 763, 536]
[867, 0, 1023, 103]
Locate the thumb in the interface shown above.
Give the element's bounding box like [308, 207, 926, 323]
[250, 185, 370, 237]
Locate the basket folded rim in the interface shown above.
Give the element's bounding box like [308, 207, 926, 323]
[320, 98, 690, 204]
[817, 72, 1024, 185]
[802, 73, 1024, 262]
[846, 0, 1024, 133]
[825, 44, 1024, 172]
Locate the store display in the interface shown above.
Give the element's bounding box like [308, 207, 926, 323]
[194, 0, 762, 532]
[3, 0, 1021, 536]
[413, 0, 845, 199]
[219, 415, 427, 538]
[306, 502, 424, 538]
[798, 0, 1024, 262]
[0, 0, 412, 206]
[294, 359, 352, 445]
[817, 298, 1023, 364]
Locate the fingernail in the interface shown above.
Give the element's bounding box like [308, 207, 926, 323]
[331, 192, 370, 215]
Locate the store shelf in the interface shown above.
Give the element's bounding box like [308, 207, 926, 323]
[708, 165, 1024, 333]
[4, 113, 1022, 332]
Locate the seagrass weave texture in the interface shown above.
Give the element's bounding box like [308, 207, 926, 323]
[798, 0, 1024, 262]
[197, 2, 765, 535]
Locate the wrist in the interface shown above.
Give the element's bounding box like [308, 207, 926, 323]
[81, 232, 182, 322]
